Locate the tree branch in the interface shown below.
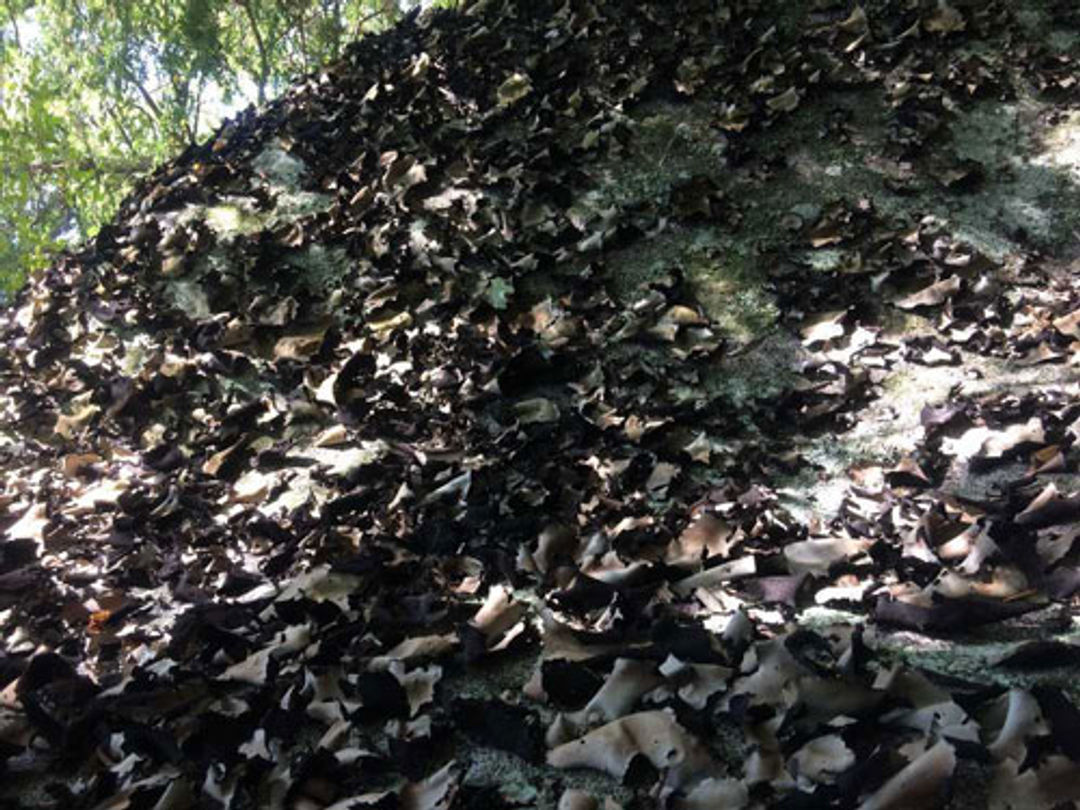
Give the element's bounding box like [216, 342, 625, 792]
[104, 103, 137, 154]
[238, 0, 269, 105]
[119, 62, 165, 124]
[190, 75, 204, 143]
[352, 8, 383, 41]
[276, 0, 309, 71]
[330, 0, 342, 59]
[24, 157, 153, 176]
[4, 0, 20, 48]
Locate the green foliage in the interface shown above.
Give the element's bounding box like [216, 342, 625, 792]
[0, 0, 445, 297]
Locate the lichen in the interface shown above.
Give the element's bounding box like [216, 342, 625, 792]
[163, 278, 212, 319]
[183, 141, 333, 246]
[702, 332, 802, 410]
[285, 244, 352, 296]
[251, 141, 310, 188]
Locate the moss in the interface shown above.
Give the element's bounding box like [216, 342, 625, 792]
[871, 619, 1080, 706]
[702, 333, 801, 409]
[284, 244, 352, 295]
[587, 101, 725, 214]
[688, 262, 779, 344]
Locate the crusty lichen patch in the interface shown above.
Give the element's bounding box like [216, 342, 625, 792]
[774, 343, 1080, 522]
[604, 225, 779, 345]
[703, 332, 803, 411]
[160, 140, 343, 316]
[251, 140, 310, 187]
[685, 250, 779, 345]
[871, 612, 1080, 702]
[595, 100, 726, 210]
[1033, 108, 1080, 182]
[175, 139, 333, 251]
[282, 244, 352, 295]
[201, 198, 267, 239]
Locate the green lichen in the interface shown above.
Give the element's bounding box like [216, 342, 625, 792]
[285, 244, 352, 295]
[251, 141, 310, 188]
[164, 278, 212, 319]
[603, 224, 779, 348]
[600, 103, 725, 208]
[182, 140, 333, 248]
[687, 261, 778, 345]
[702, 332, 801, 409]
[270, 189, 333, 222]
[120, 333, 154, 377]
[872, 618, 1080, 706]
[203, 201, 256, 236]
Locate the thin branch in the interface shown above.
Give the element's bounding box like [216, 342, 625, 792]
[120, 62, 165, 123]
[190, 75, 204, 143]
[351, 8, 382, 41]
[104, 102, 137, 154]
[276, 0, 309, 71]
[330, 0, 342, 59]
[126, 99, 159, 130]
[239, 0, 269, 105]
[24, 157, 153, 176]
[168, 72, 196, 147]
[4, 0, 20, 48]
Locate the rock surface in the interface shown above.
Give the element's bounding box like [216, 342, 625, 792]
[1, 1, 1079, 808]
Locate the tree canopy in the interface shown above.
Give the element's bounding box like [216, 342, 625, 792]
[0, 0, 430, 295]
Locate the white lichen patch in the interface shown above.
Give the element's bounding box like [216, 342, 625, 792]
[869, 617, 1080, 706]
[251, 140, 310, 188]
[688, 263, 779, 345]
[945, 98, 1080, 257]
[409, 218, 442, 254]
[120, 333, 156, 377]
[202, 198, 266, 240]
[186, 140, 332, 243]
[204, 202, 246, 234]
[802, 248, 847, 273]
[777, 349, 1080, 523]
[164, 279, 212, 319]
[1033, 108, 1080, 182]
[272, 189, 332, 222]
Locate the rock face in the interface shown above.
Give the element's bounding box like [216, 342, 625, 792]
[2, 1, 1080, 808]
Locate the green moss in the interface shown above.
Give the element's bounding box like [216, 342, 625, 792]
[702, 333, 800, 409]
[872, 619, 1080, 706]
[285, 244, 351, 294]
[688, 263, 778, 344]
[589, 101, 725, 213]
